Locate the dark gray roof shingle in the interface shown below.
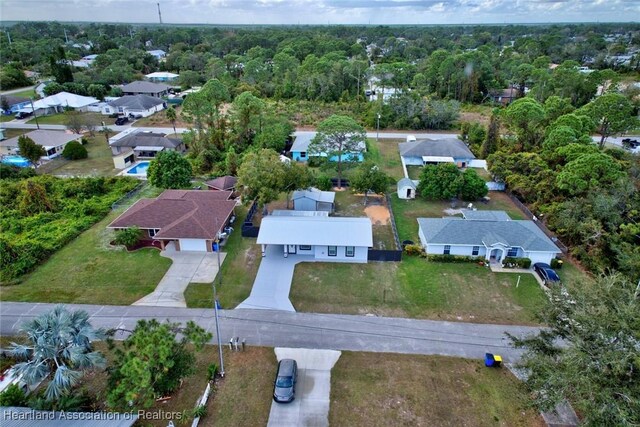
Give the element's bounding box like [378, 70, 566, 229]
[108, 95, 164, 110]
[399, 138, 476, 159]
[121, 81, 170, 94]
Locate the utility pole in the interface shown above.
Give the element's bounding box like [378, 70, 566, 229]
[29, 98, 40, 130]
[63, 28, 69, 44]
[376, 112, 381, 143]
[6, 31, 11, 45]
[212, 223, 225, 377]
[157, 3, 163, 24]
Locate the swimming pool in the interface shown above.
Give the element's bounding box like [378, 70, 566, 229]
[1, 155, 31, 168]
[126, 161, 150, 176]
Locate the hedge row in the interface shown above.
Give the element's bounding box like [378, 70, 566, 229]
[502, 257, 532, 269]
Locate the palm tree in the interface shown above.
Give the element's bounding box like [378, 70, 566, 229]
[166, 105, 177, 136]
[9, 305, 106, 401]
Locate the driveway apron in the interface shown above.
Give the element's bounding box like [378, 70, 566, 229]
[268, 348, 341, 427]
[237, 245, 313, 311]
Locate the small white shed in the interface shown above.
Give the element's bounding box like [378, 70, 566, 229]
[397, 178, 417, 200]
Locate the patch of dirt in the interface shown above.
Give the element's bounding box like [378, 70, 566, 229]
[460, 111, 490, 126]
[365, 205, 390, 225]
[244, 247, 256, 266]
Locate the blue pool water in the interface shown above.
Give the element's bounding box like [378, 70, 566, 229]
[1, 155, 31, 168]
[126, 161, 150, 175]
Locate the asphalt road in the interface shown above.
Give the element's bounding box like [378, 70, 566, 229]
[0, 302, 540, 363]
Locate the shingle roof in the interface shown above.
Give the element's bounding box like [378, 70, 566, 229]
[397, 178, 417, 189]
[290, 134, 314, 152]
[204, 175, 237, 191]
[108, 95, 165, 110]
[108, 190, 236, 240]
[109, 132, 182, 149]
[399, 138, 475, 159]
[0, 129, 82, 148]
[257, 216, 373, 247]
[461, 210, 511, 221]
[121, 81, 170, 94]
[292, 188, 335, 203]
[0, 95, 30, 108]
[417, 217, 560, 252]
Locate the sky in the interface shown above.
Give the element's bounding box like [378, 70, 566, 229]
[1, 0, 639, 25]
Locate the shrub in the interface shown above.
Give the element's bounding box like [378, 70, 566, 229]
[0, 384, 27, 407]
[114, 227, 142, 247]
[550, 258, 564, 269]
[314, 174, 333, 191]
[192, 404, 207, 418]
[404, 244, 424, 256]
[502, 257, 532, 269]
[426, 254, 485, 263]
[62, 141, 88, 160]
[80, 137, 89, 145]
[207, 363, 218, 380]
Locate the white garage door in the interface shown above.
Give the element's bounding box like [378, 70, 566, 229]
[178, 239, 207, 252]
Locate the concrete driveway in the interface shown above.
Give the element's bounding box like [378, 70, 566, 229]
[133, 244, 225, 307]
[268, 348, 341, 427]
[237, 245, 313, 311]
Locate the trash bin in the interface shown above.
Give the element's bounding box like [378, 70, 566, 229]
[212, 242, 219, 252]
[484, 353, 502, 367]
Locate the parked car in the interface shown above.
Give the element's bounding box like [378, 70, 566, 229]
[14, 111, 32, 119]
[128, 113, 143, 119]
[114, 116, 129, 125]
[273, 359, 297, 403]
[533, 262, 561, 286]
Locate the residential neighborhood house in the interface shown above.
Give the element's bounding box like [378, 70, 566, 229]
[109, 129, 185, 169]
[147, 49, 167, 60]
[417, 210, 561, 265]
[204, 175, 238, 191]
[104, 95, 166, 118]
[292, 187, 336, 212]
[399, 137, 476, 168]
[257, 215, 373, 262]
[28, 92, 99, 115]
[491, 87, 520, 105]
[121, 81, 170, 98]
[290, 133, 366, 162]
[145, 72, 180, 82]
[108, 190, 237, 252]
[0, 96, 31, 115]
[0, 130, 83, 160]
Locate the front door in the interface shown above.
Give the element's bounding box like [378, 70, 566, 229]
[288, 244, 297, 254]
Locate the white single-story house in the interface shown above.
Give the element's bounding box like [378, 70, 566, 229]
[147, 49, 167, 60]
[257, 216, 373, 262]
[417, 211, 560, 265]
[145, 72, 179, 82]
[108, 190, 236, 252]
[0, 130, 83, 160]
[397, 178, 417, 199]
[399, 138, 476, 168]
[104, 95, 166, 117]
[290, 133, 366, 162]
[26, 92, 99, 115]
[292, 188, 335, 212]
[121, 81, 170, 98]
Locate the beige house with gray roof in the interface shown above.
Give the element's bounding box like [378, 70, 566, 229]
[0, 130, 82, 160]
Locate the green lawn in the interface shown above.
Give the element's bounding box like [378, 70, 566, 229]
[365, 137, 404, 180]
[5, 88, 36, 98]
[330, 352, 542, 427]
[390, 192, 527, 243]
[0, 115, 14, 123]
[406, 165, 422, 180]
[26, 112, 116, 126]
[0, 206, 172, 305]
[185, 206, 262, 309]
[1, 128, 29, 139]
[36, 135, 117, 177]
[291, 256, 545, 325]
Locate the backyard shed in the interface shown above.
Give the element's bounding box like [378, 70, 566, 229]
[397, 178, 417, 199]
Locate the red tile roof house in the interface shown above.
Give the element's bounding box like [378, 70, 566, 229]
[108, 190, 236, 252]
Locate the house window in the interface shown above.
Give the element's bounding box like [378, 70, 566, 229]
[300, 152, 306, 158]
[328, 246, 337, 257]
[444, 245, 451, 255]
[148, 229, 159, 237]
[472, 246, 479, 256]
[299, 245, 311, 251]
[507, 247, 518, 257]
[345, 246, 355, 257]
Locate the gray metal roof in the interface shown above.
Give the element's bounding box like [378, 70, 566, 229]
[397, 178, 416, 189]
[121, 81, 170, 94]
[292, 188, 335, 203]
[271, 210, 329, 217]
[399, 138, 476, 159]
[290, 133, 314, 152]
[108, 95, 164, 110]
[461, 210, 511, 221]
[257, 216, 373, 247]
[0, 407, 137, 427]
[417, 217, 560, 252]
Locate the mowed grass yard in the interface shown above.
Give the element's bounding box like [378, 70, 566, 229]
[185, 206, 263, 309]
[291, 256, 545, 325]
[0, 187, 171, 305]
[36, 135, 118, 177]
[330, 352, 544, 427]
[26, 112, 116, 126]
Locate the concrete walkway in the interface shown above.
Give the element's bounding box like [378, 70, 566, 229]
[489, 264, 547, 288]
[133, 244, 226, 307]
[236, 245, 313, 312]
[268, 348, 341, 427]
[0, 303, 541, 362]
